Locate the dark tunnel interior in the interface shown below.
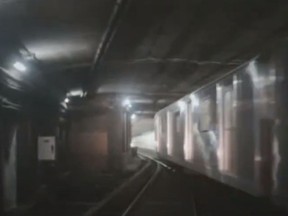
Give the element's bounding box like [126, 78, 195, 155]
[1, 0, 288, 215]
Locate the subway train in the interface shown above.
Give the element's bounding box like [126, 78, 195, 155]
[154, 42, 288, 206]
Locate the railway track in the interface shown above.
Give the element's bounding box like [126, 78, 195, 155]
[90, 155, 197, 216]
[7, 154, 286, 216]
[121, 162, 196, 216]
[92, 155, 286, 216]
[7, 159, 155, 216]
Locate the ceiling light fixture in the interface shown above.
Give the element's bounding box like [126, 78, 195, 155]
[122, 98, 132, 108]
[131, 113, 136, 120]
[13, 61, 26, 72]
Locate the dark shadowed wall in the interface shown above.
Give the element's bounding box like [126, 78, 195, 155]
[68, 106, 130, 172]
[69, 114, 109, 172]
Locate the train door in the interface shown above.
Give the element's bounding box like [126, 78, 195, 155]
[167, 110, 178, 156]
[167, 109, 183, 159]
[155, 115, 161, 152]
[167, 111, 174, 156]
[175, 110, 184, 160]
[161, 115, 168, 155]
[155, 114, 167, 155]
[221, 84, 237, 175]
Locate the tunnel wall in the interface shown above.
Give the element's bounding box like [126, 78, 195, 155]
[107, 108, 130, 170]
[1, 112, 38, 210]
[16, 119, 38, 207]
[68, 107, 129, 172]
[1, 108, 65, 212]
[69, 114, 109, 172]
[2, 117, 17, 210]
[1, 102, 132, 212]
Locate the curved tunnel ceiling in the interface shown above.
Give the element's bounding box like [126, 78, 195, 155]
[0, 0, 288, 110]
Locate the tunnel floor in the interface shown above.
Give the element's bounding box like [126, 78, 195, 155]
[7, 157, 144, 216]
[5, 152, 287, 216]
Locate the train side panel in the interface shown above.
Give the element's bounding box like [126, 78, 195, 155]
[272, 45, 288, 205]
[155, 54, 277, 196]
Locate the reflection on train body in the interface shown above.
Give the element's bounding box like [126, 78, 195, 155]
[154, 43, 288, 207]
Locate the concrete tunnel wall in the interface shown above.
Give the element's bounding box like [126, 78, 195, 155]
[1, 103, 132, 212]
[69, 114, 109, 172]
[0, 110, 62, 211]
[68, 106, 131, 172]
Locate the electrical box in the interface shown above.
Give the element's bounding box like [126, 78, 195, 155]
[38, 136, 56, 161]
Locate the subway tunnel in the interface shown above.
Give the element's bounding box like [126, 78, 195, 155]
[1, 0, 288, 215]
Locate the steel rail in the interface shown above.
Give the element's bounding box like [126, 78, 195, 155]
[121, 162, 162, 216]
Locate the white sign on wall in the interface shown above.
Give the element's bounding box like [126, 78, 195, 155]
[38, 136, 56, 160]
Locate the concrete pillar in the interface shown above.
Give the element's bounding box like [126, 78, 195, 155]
[107, 105, 132, 171]
[123, 111, 131, 152]
[108, 106, 124, 170]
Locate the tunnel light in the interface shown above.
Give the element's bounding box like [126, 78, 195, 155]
[131, 113, 136, 120]
[13, 61, 26, 72]
[233, 79, 241, 85]
[64, 97, 70, 103]
[122, 98, 132, 108]
[216, 84, 222, 92]
[68, 88, 84, 97]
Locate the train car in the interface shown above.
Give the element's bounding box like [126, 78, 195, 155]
[155, 42, 288, 205]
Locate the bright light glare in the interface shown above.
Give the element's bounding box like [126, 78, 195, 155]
[64, 98, 70, 103]
[69, 89, 84, 97]
[131, 114, 136, 120]
[13, 62, 26, 72]
[178, 101, 186, 111]
[190, 94, 199, 107]
[122, 98, 132, 108]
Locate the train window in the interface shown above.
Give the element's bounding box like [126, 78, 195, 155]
[161, 117, 165, 132]
[175, 111, 181, 134]
[199, 98, 212, 131]
[224, 91, 233, 129]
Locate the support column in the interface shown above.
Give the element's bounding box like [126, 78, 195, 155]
[123, 111, 131, 152]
